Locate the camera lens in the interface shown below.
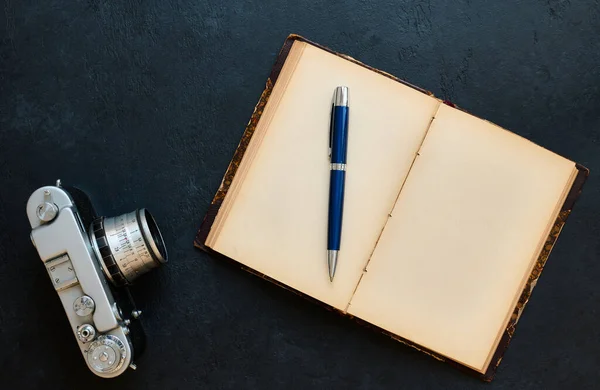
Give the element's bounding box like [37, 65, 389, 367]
[90, 209, 168, 286]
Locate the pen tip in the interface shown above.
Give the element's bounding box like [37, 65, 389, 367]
[328, 250, 338, 282]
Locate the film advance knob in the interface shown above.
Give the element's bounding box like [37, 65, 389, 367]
[86, 335, 127, 374]
[73, 295, 95, 317]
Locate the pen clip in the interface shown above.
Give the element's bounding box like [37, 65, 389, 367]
[329, 102, 334, 161]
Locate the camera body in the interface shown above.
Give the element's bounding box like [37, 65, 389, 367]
[26, 180, 167, 378]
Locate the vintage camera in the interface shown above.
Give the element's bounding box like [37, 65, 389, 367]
[26, 180, 168, 378]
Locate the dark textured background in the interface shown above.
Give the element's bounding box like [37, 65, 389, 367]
[1, 0, 599, 388]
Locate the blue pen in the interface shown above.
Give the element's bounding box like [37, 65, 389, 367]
[327, 86, 349, 282]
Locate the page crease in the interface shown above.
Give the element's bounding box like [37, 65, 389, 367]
[344, 100, 442, 313]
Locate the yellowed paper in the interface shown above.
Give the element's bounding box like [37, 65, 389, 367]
[212, 42, 440, 310]
[347, 104, 575, 371]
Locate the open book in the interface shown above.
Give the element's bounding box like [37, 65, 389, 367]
[195, 35, 588, 380]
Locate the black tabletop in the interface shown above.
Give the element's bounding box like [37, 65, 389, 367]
[2, 1, 599, 389]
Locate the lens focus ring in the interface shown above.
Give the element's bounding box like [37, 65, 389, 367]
[90, 209, 167, 286]
[91, 218, 129, 286]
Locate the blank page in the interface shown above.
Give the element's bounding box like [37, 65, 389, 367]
[347, 103, 576, 370]
[212, 41, 440, 310]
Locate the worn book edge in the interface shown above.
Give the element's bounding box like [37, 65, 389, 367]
[194, 34, 590, 381]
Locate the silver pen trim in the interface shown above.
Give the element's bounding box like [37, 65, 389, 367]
[333, 86, 349, 107]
